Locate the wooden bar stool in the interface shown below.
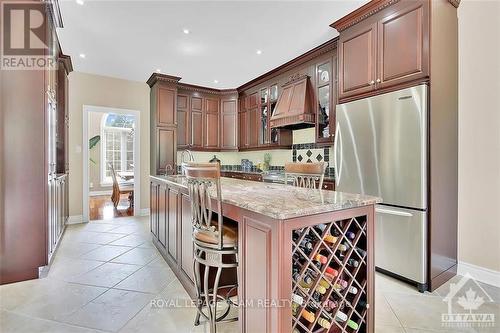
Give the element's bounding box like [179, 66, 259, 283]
[182, 162, 238, 333]
[284, 162, 327, 189]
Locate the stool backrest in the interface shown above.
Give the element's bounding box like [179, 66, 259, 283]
[182, 162, 224, 249]
[284, 162, 327, 189]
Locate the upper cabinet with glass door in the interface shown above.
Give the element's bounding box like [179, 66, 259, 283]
[260, 88, 269, 145]
[316, 56, 336, 144]
[269, 84, 280, 144]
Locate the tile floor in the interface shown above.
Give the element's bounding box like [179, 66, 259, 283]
[0, 215, 498, 333]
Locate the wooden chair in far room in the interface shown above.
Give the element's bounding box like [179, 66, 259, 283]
[182, 162, 238, 333]
[284, 162, 327, 189]
[108, 162, 134, 209]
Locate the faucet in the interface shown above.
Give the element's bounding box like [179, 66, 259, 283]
[165, 164, 174, 175]
[180, 150, 194, 175]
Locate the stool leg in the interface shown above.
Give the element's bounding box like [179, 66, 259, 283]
[203, 265, 215, 333]
[211, 266, 223, 332]
[193, 256, 202, 326]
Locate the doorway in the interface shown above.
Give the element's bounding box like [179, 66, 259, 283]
[82, 105, 141, 222]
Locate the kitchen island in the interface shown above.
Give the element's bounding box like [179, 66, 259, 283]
[150, 175, 379, 333]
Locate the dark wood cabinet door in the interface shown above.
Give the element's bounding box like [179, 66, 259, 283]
[249, 108, 259, 147]
[150, 182, 159, 237]
[167, 188, 178, 261]
[377, 0, 429, 89]
[180, 194, 194, 282]
[205, 98, 219, 114]
[191, 111, 203, 148]
[157, 87, 176, 126]
[338, 22, 377, 100]
[158, 184, 167, 249]
[221, 99, 237, 150]
[157, 128, 176, 174]
[177, 94, 189, 148]
[204, 112, 219, 149]
[239, 111, 249, 148]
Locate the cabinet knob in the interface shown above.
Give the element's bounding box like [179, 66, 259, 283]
[370, 80, 375, 85]
[376, 79, 381, 83]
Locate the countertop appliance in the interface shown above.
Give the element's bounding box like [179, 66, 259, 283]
[334, 84, 428, 291]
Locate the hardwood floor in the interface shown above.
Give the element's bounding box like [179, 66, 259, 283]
[89, 194, 133, 221]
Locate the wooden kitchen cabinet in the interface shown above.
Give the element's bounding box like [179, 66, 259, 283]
[336, 0, 429, 102]
[148, 74, 181, 175]
[158, 184, 167, 249]
[315, 56, 337, 144]
[238, 108, 249, 148]
[167, 187, 179, 262]
[338, 23, 377, 99]
[180, 193, 194, 282]
[177, 94, 189, 148]
[150, 181, 159, 238]
[203, 97, 219, 149]
[156, 128, 176, 175]
[248, 107, 260, 147]
[157, 87, 177, 126]
[220, 98, 238, 150]
[377, 0, 429, 89]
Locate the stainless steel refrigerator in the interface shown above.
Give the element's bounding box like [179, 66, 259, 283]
[334, 84, 428, 291]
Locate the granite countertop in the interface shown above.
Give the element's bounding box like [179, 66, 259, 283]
[151, 175, 380, 220]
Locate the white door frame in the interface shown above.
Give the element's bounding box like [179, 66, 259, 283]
[82, 105, 141, 222]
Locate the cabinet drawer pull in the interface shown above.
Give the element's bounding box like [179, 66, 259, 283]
[369, 80, 375, 85]
[376, 78, 381, 83]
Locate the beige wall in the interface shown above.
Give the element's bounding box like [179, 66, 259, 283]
[88, 111, 106, 192]
[68, 72, 150, 217]
[458, 0, 500, 272]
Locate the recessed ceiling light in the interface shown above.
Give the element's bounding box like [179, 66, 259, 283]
[256, 49, 262, 55]
[183, 29, 190, 34]
[213, 80, 219, 84]
[76, 0, 84, 5]
[79, 53, 86, 58]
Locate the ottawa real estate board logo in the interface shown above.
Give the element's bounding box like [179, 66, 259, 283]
[1, 1, 57, 70]
[442, 273, 495, 328]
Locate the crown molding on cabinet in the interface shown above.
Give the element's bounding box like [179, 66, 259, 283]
[146, 73, 182, 87]
[331, 0, 460, 32]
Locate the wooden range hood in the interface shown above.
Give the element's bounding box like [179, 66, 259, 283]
[270, 74, 315, 129]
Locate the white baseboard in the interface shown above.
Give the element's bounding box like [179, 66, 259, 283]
[137, 208, 150, 216]
[66, 215, 87, 225]
[89, 190, 112, 196]
[458, 261, 500, 288]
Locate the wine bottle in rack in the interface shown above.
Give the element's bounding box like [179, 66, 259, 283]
[324, 234, 338, 244]
[299, 237, 313, 250]
[314, 253, 327, 265]
[301, 307, 316, 323]
[347, 258, 359, 268]
[292, 293, 304, 306]
[323, 299, 338, 312]
[313, 223, 327, 235]
[346, 231, 356, 240]
[317, 316, 331, 329]
[354, 246, 366, 258]
[325, 266, 339, 279]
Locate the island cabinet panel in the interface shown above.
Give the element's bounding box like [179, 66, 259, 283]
[338, 23, 377, 100]
[157, 184, 167, 249]
[156, 128, 176, 175]
[157, 87, 177, 126]
[167, 188, 179, 261]
[377, 0, 429, 89]
[150, 182, 159, 238]
[180, 193, 194, 283]
[177, 94, 189, 148]
[241, 218, 274, 333]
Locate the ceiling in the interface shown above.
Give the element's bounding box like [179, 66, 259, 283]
[57, 0, 367, 89]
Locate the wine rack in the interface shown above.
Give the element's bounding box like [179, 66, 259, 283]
[291, 216, 368, 333]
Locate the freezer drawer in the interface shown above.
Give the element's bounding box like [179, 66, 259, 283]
[375, 205, 427, 284]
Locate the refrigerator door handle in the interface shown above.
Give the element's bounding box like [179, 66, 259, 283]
[376, 207, 414, 217]
[333, 123, 343, 186]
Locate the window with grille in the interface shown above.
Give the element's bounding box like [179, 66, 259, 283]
[101, 113, 135, 184]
